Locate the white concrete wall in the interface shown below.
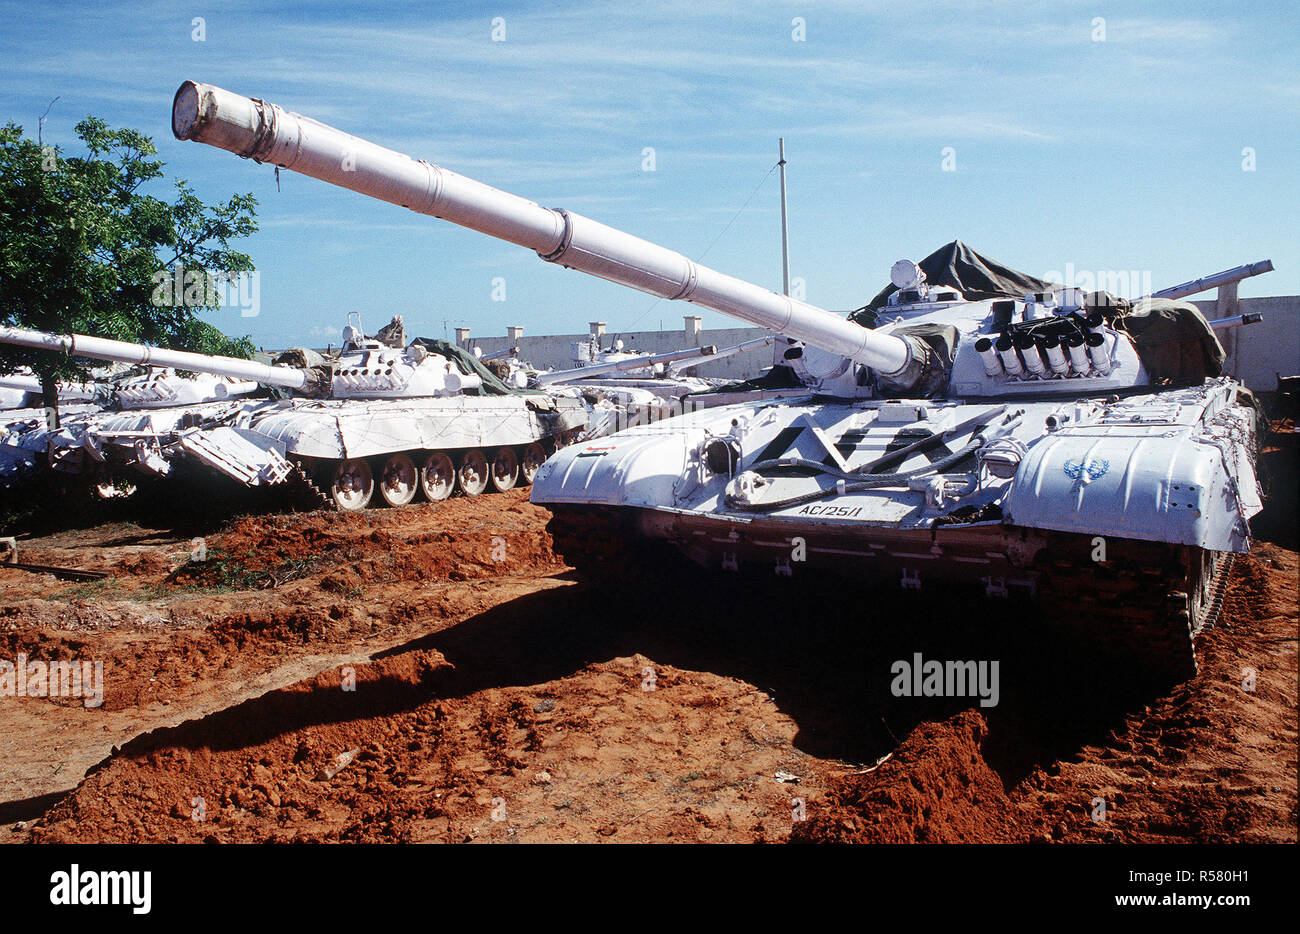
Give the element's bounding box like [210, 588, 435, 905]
[1192, 295, 1300, 392]
[464, 324, 777, 381]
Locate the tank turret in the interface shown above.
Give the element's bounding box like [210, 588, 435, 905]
[0, 322, 482, 401]
[113, 370, 260, 408]
[327, 318, 482, 399]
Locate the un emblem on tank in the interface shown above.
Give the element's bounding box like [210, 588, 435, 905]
[1063, 457, 1110, 481]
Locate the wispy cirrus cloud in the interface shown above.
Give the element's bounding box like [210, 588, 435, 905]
[1, 0, 1295, 344]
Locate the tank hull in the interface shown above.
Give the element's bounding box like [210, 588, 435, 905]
[1, 404, 103, 482]
[244, 395, 583, 459]
[534, 380, 1258, 680]
[3, 392, 589, 510]
[194, 393, 593, 509]
[533, 379, 1258, 552]
[547, 501, 1230, 682]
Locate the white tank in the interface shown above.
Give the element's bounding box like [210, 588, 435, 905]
[0, 318, 588, 509]
[171, 80, 1274, 681]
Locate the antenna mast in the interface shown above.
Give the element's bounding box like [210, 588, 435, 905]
[778, 138, 791, 297]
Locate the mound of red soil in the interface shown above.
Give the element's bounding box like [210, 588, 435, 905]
[31, 651, 823, 843]
[4, 490, 1295, 845]
[169, 494, 561, 590]
[792, 710, 1016, 843]
[797, 549, 1297, 845]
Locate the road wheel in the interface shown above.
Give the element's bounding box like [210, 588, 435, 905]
[379, 453, 419, 506]
[457, 449, 489, 496]
[519, 443, 546, 484]
[330, 458, 374, 511]
[421, 451, 455, 502]
[489, 446, 519, 492]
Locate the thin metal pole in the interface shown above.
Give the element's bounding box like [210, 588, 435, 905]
[778, 138, 790, 297]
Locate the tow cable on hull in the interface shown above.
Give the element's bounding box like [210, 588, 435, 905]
[727, 405, 1016, 513]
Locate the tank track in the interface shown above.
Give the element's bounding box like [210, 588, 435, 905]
[285, 460, 332, 511]
[1195, 553, 1235, 634]
[546, 505, 681, 583]
[1033, 538, 1235, 685]
[549, 506, 1235, 685]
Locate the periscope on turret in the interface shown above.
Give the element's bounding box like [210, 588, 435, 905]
[171, 80, 1273, 681]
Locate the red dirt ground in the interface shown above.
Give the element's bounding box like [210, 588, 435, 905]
[1, 478, 1295, 844]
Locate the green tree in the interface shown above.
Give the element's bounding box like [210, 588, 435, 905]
[0, 116, 258, 424]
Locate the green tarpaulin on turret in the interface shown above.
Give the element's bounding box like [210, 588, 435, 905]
[1109, 298, 1226, 380]
[850, 240, 1056, 323]
[410, 338, 517, 396]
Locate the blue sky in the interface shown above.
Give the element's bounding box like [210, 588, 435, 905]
[3, 0, 1296, 348]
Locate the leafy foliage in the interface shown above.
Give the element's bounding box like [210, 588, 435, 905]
[0, 116, 258, 402]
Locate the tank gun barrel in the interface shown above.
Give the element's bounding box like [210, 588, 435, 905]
[0, 373, 98, 401]
[1148, 260, 1274, 300]
[0, 326, 309, 391]
[1208, 312, 1264, 331]
[667, 335, 775, 375]
[535, 343, 726, 386]
[172, 82, 914, 380]
[0, 374, 41, 393]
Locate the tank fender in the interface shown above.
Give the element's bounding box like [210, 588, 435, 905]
[1003, 431, 1251, 552]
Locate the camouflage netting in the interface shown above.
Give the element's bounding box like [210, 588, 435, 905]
[373, 316, 407, 348]
[273, 347, 329, 369]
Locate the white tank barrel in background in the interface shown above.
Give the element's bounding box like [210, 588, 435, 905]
[690, 335, 776, 364]
[536, 344, 722, 386]
[172, 81, 912, 377]
[1148, 261, 1274, 300]
[0, 373, 97, 401]
[669, 335, 775, 374]
[535, 335, 775, 386]
[1208, 313, 1264, 331]
[0, 326, 309, 391]
[0, 374, 42, 393]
